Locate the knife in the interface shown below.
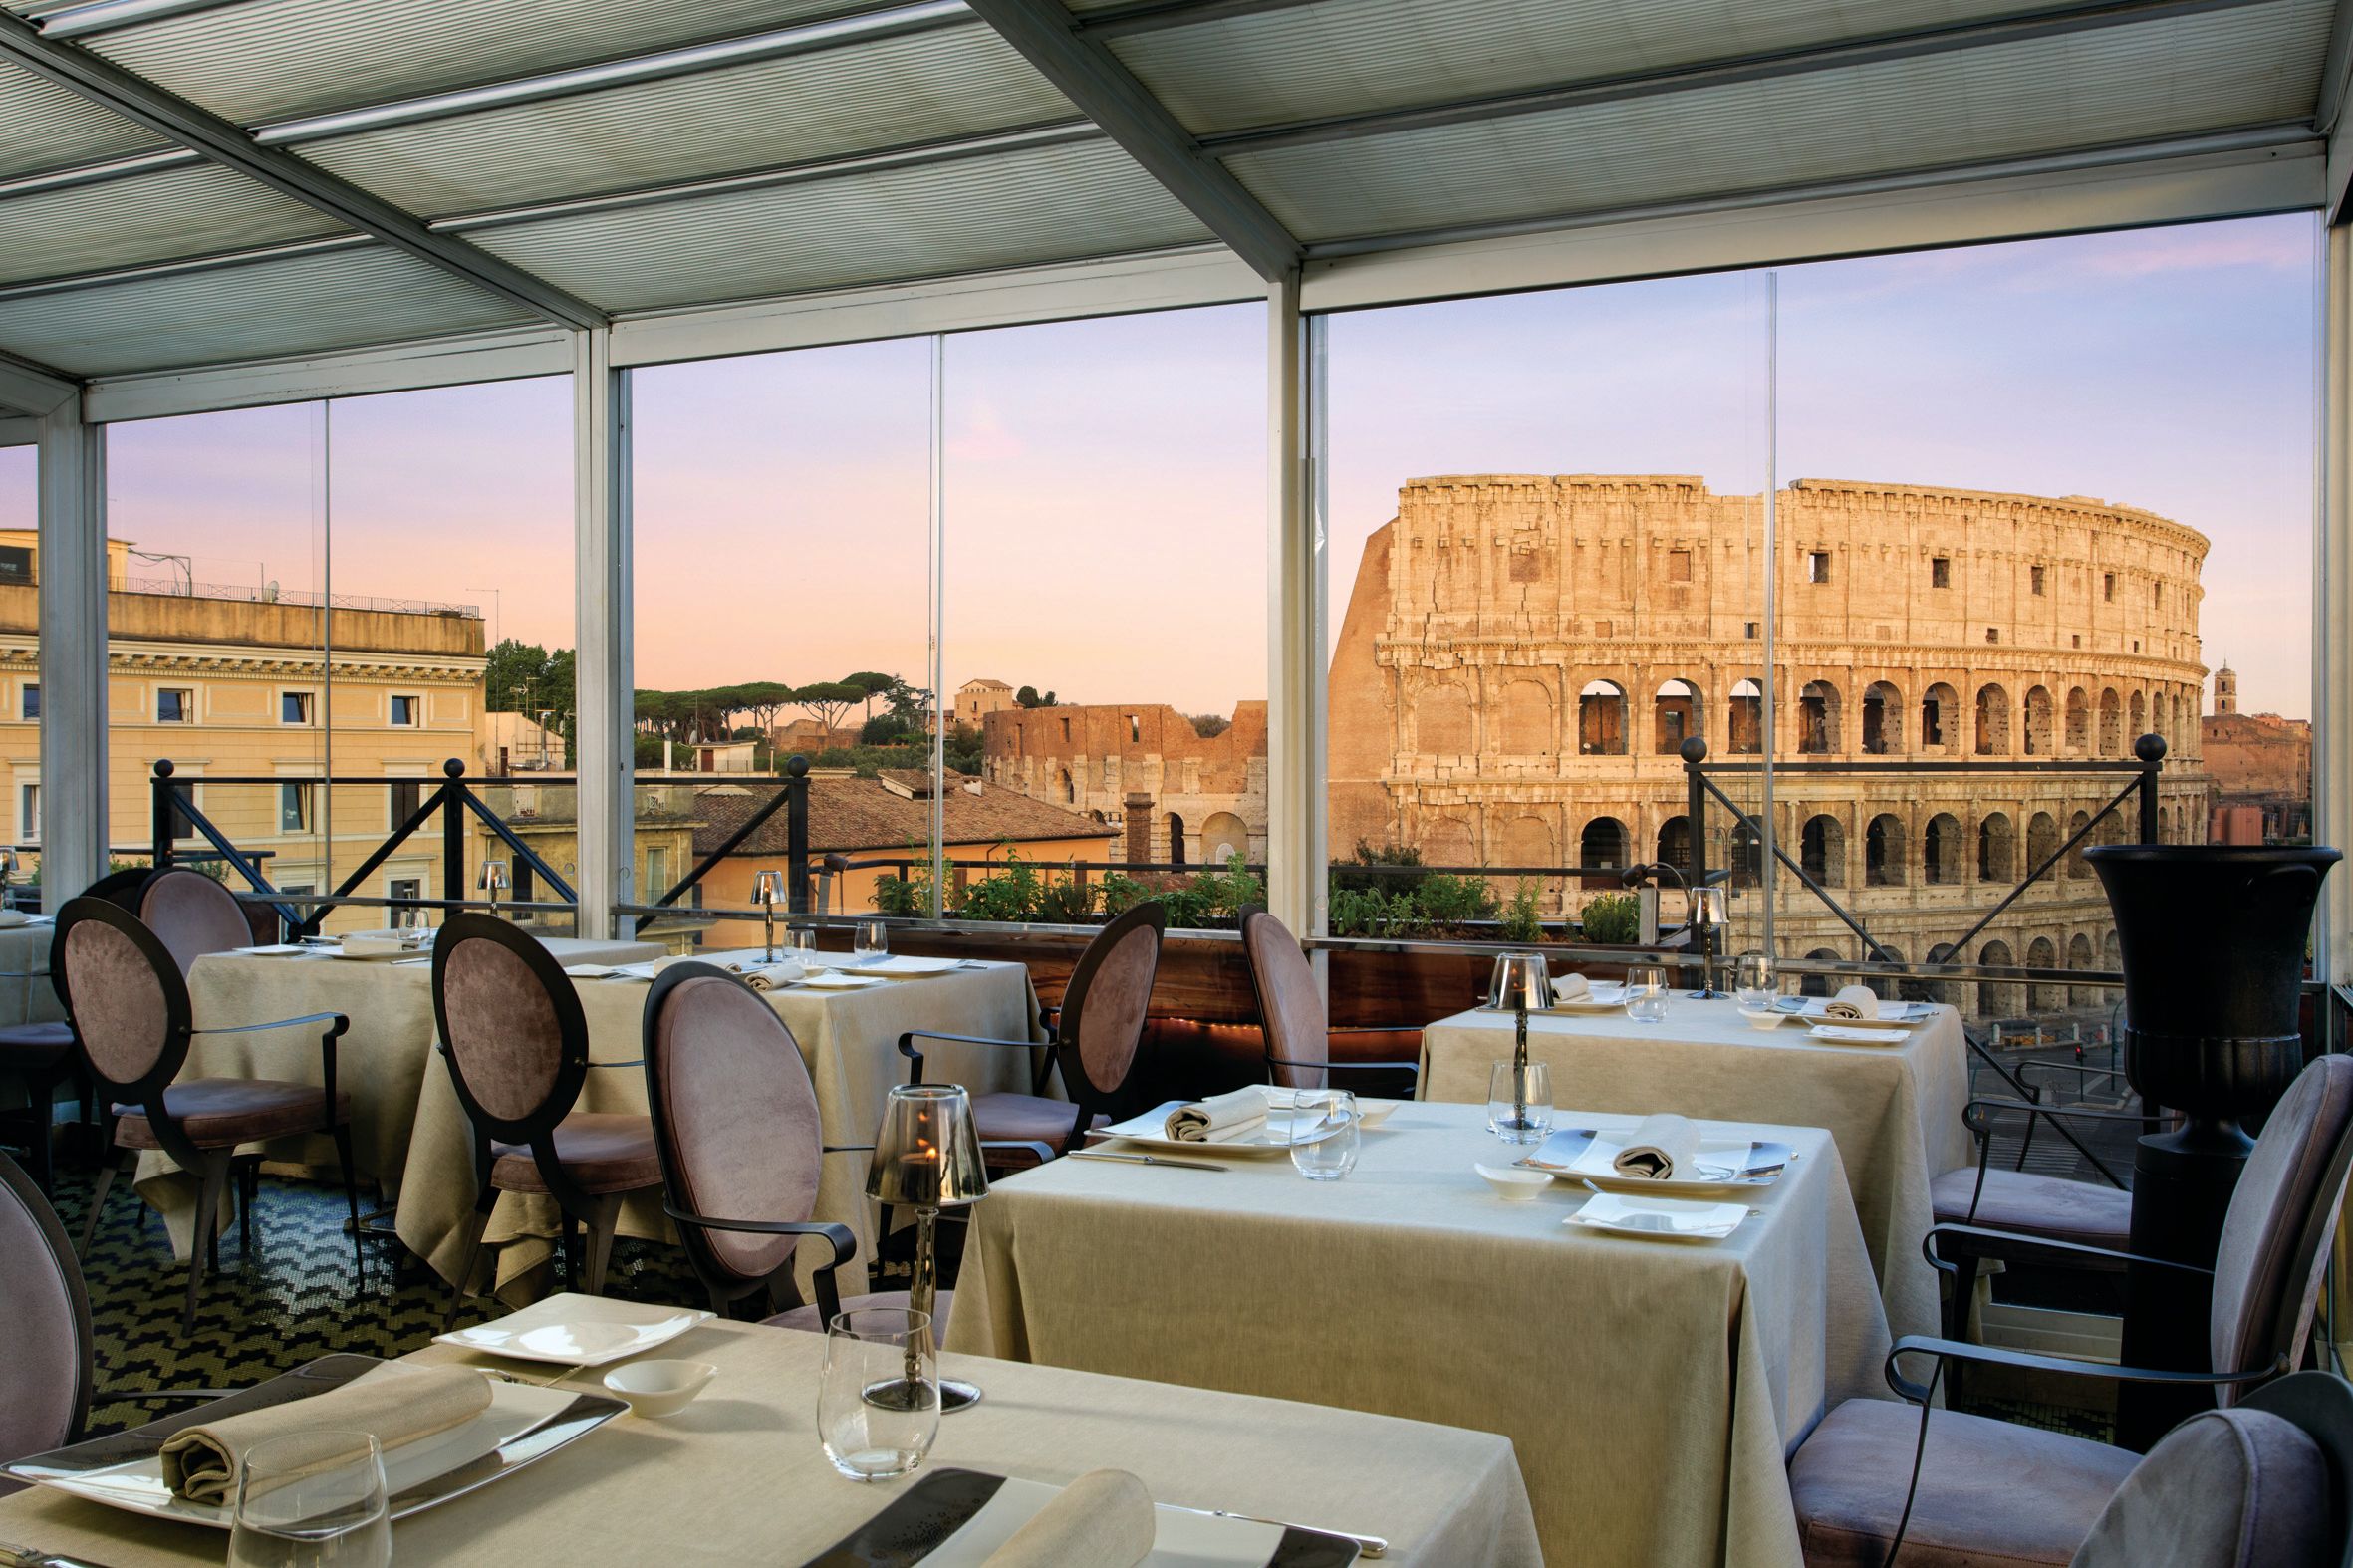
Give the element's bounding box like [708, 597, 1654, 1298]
[0, 1543, 110, 1568]
[1067, 1150, 1228, 1172]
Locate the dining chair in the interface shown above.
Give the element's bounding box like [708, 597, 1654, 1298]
[137, 867, 259, 977]
[1240, 908, 1425, 1094]
[898, 900, 1166, 1167]
[0, 872, 145, 1195]
[432, 913, 661, 1327]
[0, 1151, 235, 1494]
[1787, 1053, 2353, 1567]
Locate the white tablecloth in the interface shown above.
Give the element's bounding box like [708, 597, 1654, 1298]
[949, 1101, 1894, 1568]
[0, 917, 61, 1027]
[0, 1305, 1543, 1567]
[1421, 997, 1972, 1341]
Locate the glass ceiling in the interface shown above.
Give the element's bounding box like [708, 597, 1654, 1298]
[0, 0, 2338, 391]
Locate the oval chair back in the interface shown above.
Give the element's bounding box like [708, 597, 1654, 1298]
[643, 963, 823, 1311]
[1052, 900, 1166, 1114]
[2211, 1055, 2353, 1398]
[1241, 909, 1327, 1090]
[429, 914, 591, 1189]
[0, 1149, 91, 1476]
[79, 867, 153, 915]
[54, 899, 193, 1156]
[137, 868, 253, 978]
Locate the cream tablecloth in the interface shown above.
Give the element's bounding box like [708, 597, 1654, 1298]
[1421, 997, 1972, 1341]
[0, 1305, 1543, 1566]
[949, 1101, 1892, 1568]
[0, 916, 62, 1027]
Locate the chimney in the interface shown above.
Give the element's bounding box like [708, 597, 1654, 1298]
[1124, 792, 1155, 866]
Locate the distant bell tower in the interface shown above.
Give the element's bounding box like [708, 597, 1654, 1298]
[2214, 662, 2237, 715]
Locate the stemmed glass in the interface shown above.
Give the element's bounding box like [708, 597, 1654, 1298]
[853, 919, 890, 967]
[818, 1307, 940, 1481]
[787, 926, 823, 972]
[1625, 966, 1670, 1024]
[1734, 952, 1775, 1011]
[227, 1431, 391, 1567]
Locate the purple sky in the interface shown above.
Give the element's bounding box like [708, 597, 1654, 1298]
[0, 212, 2317, 720]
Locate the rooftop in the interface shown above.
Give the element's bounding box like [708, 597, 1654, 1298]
[694, 770, 1115, 856]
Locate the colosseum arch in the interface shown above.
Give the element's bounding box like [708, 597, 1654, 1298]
[2128, 689, 2146, 739]
[1656, 814, 1692, 872]
[1974, 683, 2011, 755]
[1861, 681, 1902, 754]
[2026, 812, 2059, 879]
[1978, 938, 2019, 1018]
[1167, 811, 1187, 866]
[1865, 814, 1905, 886]
[1056, 767, 1075, 805]
[2102, 929, 2122, 971]
[2099, 688, 2123, 754]
[2066, 810, 2092, 876]
[1420, 679, 1474, 754]
[1498, 813, 1555, 868]
[1977, 812, 2015, 883]
[1798, 680, 1841, 754]
[1800, 814, 1845, 886]
[2064, 687, 2090, 750]
[1727, 678, 1762, 754]
[1921, 683, 1958, 751]
[1578, 680, 1628, 755]
[1420, 813, 1476, 870]
[2068, 931, 2097, 1007]
[1654, 678, 1701, 753]
[1800, 949, 1840, 998]
[1201, 811, 1250, 863]
[1499, 678, 1556, 756]
[1925, 814, 1962, 885]
[1579, 815, 1630, 869]
[1729, 821, 1762, 888]
[1923, 941, 1959, 1007]
[2027, 935, 2061, 1013]
[2023, 686, 2054, 756]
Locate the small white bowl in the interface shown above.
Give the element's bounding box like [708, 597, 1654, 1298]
[602, 1359, 717, 1418]
[1475, 1163, 1552, 1202]
[1736, 1007, 1786, 1031]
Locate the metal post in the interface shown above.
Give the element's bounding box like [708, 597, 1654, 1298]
[2136, 732, 2167, 842]
[1263, 269, 1325, 935]
[150, 759, 176, 872]
[1681, 737, 1708, 889]
[786, 754, 811, 915]
[36, 397, 106, 904]
[441, 758, 465, 912]
[572, 327, 633, 938]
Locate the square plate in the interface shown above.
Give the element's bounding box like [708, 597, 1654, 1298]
[801, 970, 888, 990]
[1516, 1128, 1793, 1194]
[1096, 1099, 1352, 1155]
[852, 954, 960, 977]
[800, 1467, 1360, 1567]
[1549, 979, 1626, 1011]
[1566, 1190, 1751, 1241]
[1, 1354, 623, 1529]
[432, 1297, 714, 1366]
[1810, 1023, 1907, 1046]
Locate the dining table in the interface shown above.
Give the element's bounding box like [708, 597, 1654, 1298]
[0, 1300, 1544, 1566]
[947, 1100, 1894, 1568]
[1419, 992, 1972, 1341]
[0, 914, 62, 1029]
[135, 943, 1043, 1305]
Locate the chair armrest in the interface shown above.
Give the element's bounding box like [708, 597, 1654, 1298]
[1267, 1053, 1422, 1075]
[102, 1387, 242, 1404]
[899, 1028, 1048, 1080]
[1926, 1222, 2211, 1278]
[588, 1059, 642, 1069]
[822, 1143, 876, 1155]
[661, 1205, 857, 1268]
[982, 1139, 1056, 1163]
[1327, 1024, 1428, 1037]
[1963, 1095, 2154, 1129]
[0, 969, 48, 980]
[1885, 1333, 2278, 1405]
[191, 1010, 349, 1037]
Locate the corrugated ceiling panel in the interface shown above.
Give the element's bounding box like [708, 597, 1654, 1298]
[466, 137, 1212, 311]
[1111, 0, 2047, 135]
[294, 25, 1073, 217]
[1225, 2, 2332, 241]
[0, 244, 533, 376]
[80, 0, 881, 126]
[0, 162, 345, 285]
[0, 55, 170, 179]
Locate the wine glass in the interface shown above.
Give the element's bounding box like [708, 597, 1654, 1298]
[227, 1431, 391, 1567]
[1486, 1062, 1552, 1145]
[819, 1307, 939, 1481]
[1734, 952, 1775, 1011]
[787, 925, 823, 971]
[853, 919, 890, 968]
[1290, 1089, 1361, 1179]
[1626, 965, 1670, 1024]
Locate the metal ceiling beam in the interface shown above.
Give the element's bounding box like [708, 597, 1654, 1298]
[1203, 0, 2285, 154]
[0, 348, 79, 416]
[0, 233, 371, 304]
[33, 0, 247, 40]
[0, 10, 608, 329]
[0, 147, 203, 200]
[1074, 0, 1325, 38]
[2317, 0, 2353, 134]
[963, 0, 1299, 280]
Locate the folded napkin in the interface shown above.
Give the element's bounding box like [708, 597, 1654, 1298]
[338, 934, 407, 959]
[982, 1469, 1156, 1568]
[1165, 1087, 1267, 1143]
[159, 1362, 491, 1506]
[738, 959, 805, 991]
[1824, 984, 1880, 1021]
[1551, 972, 1591, 1002]
[1612, 1113, 1701, 1181]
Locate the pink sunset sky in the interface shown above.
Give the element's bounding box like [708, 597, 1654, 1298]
[0, 212, 2319, 722]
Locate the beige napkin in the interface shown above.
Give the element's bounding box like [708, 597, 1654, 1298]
[1612, 1113, 1701, 1180]
[1551, 972, 1591, 1002]
[738, 959, 806, 991]
[983, 1469, 1157, 1568]
[159, 1363, 492, 1505]
[1166, 1087, 1267, 1143]
[1824, 984, 1880, 1020]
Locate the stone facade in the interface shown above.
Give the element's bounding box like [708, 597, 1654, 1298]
[980, 701, 1266, 868]
[956, 678, 1015, 727]
[2201, 666, 2310, 842]
[1325, 474, 2213, 1014]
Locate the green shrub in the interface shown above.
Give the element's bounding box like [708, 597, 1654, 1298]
[873, 875, 924, 917]
[1330, 841, 1429, 898]
[1414, 873, 1498, 926]
[1097, 871, 1153, 916]
[1033, 871, 1097, 924]
[957, 850, 1041, 922]
[1330, 885, 1414, 937]
[1501, 879, 1546, 944]
[1578, 891, 1641, 944]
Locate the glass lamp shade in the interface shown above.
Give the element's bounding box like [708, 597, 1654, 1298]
[752, 870, 786, 906]
[477, 860, 509, 894]
[1488, 951, 1550, 1012]
[866, 1084, 989, 1209]
[1691, 886, 1727, 926]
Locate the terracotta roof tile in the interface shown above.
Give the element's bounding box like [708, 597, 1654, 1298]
[694, 774, 1114, 857]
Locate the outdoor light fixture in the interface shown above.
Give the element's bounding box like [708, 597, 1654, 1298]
[866, 1084, 991, 1411]
[753, 870, 787, 960]
[1486, 952, 1550, 1141]
[477, 859, 509, 913]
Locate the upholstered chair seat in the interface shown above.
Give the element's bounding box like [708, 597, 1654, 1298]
[766, 1288, 953, 1336]
[489, 1112, 660, 1195]
[1929, 1167, 2133, 1254]
[968, 1092, 1107, 1152]
[1791, 1398, 2137, 1566]
[0, 1021, 75, 1067]
[111, 1079, 349, 1151]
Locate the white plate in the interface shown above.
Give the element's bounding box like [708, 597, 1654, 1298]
[433, 1298, 713, 1367]
[800, 970, 888, 990]
[920, 1475, 1291, 1567]
[1796, 998, 1930, 1025]
[853, 954, 961, 977]
[231, 943, 312, 957]
[1096, 1100, 1350, 1155]
[1566, 1190, 1751, 1241]
[1517, 1127, 1793, 1194]
[1810, 1023, 1907, 1046]
[1258, 1088, 1400, 1127]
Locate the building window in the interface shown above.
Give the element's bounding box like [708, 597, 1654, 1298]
[1931, 557, 1950, 588]
[645, 845, 670, 899]
[390, 694, 419, 726]
[19, 684, 36, 721]
[2153, 583, 2163, 608]
[1985, 628, 1999, 644]
[2030, 565, 2045, 596]
[281, 691, 313, 725]
[279, 783, 312, 833]
[1060, 717, 1071, 742]
[1667, 549, 1692, 583]
[1127, 714, 1141, 743]
[18, 784, 37, 842]
[388, 876, 421, 911]
[389, 778, 423, 825]
[1743, 621, 1759, 639]
[2103, 572, 2115, 602]
[156, 687, 193, 723]
[2071, 634, 2082, 649]
[1806, 551, 1830, 583]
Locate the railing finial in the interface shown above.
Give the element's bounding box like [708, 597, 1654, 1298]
[786, 753, 809, 778]
[442, 757, 466, 778]
[1678, 736, 1708, 765]
[2133, 732, 2167, 763]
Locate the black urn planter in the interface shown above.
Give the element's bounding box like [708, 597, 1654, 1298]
[2086, 842, 2339, 1448]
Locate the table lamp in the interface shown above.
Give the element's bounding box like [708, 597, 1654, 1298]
[1487, 952, 1550, 1142]
[866, 1083, 990, 1411]
[477, 858, 509, 914]
[752, 870, 786, 960]
[1688, 884, 1728, 999]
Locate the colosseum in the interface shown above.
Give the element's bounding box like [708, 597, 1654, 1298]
[1327, 473, 2214, 1016]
